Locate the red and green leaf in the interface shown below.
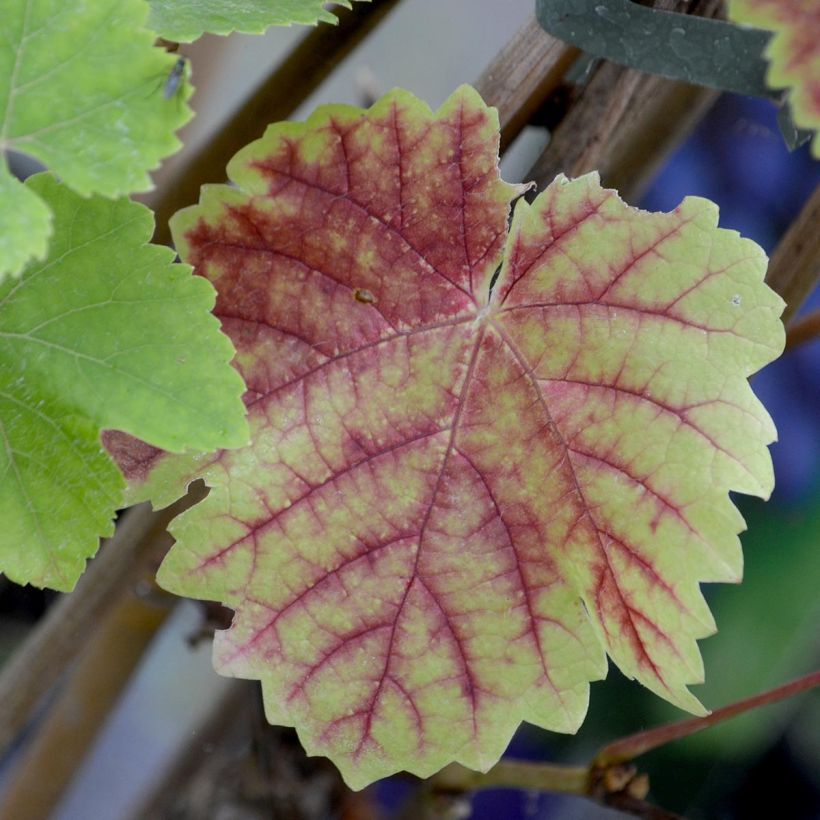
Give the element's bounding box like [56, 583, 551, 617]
[729, 0, 820, 155]
[107, 86, 785, 788]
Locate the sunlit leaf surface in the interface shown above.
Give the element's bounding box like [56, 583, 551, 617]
[148, 0, 365, 42]
[0, 175, 247, 591]
[0, 0, 192, 281]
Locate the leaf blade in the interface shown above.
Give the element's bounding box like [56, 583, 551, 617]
[0, 0, 193, 280]
[147, 0, 363, 42]
[0, 170, 52, 280]
[116, 87, 784, 787]
[0, 173, 248, 591]
[492, 174, 783, 712]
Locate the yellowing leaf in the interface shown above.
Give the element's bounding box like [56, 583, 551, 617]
[109, 87, 785, 787]
[729, 0, 820, 156]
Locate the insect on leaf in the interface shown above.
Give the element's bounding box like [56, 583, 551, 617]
[110, 86, 785, 788]
[0, 174, 247, 592]
[728, 0, 820, 156]
[0, 0, 193, 282]
[147, 0, 367, 42]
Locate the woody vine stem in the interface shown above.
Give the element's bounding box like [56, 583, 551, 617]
[420, 670, 820, 817]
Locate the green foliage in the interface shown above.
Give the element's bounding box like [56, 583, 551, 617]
[0, 172, 51, 282]
[0, 0, 193, 282]
[147, 0, 364, 42]
[0, 174, 247, 592]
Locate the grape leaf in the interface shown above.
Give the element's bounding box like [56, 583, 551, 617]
[0, 0, 193, 282]
[110, 87, 784, 788]
[728, 0, 820, 156]
[147, 0, 365, 43]
[0, 172, 52, 280]
[536, 0, 773, 99]
[0, 173, 247, 592]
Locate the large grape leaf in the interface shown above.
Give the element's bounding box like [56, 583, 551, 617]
[0, 173, 247, 592]
[728, 0, 820, 156]
[147, 0, 366, 43]
[110, 87, 785, 788]
[0, 0, 193, 282]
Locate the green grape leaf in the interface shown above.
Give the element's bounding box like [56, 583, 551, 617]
[109, 87, 784, 788]
[728, 0, 820, 156]
[147, 0, 365, 43]
[0, 174, 248, 592]
[0, 171, 52, 278]
[0, 0, 193, 282]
